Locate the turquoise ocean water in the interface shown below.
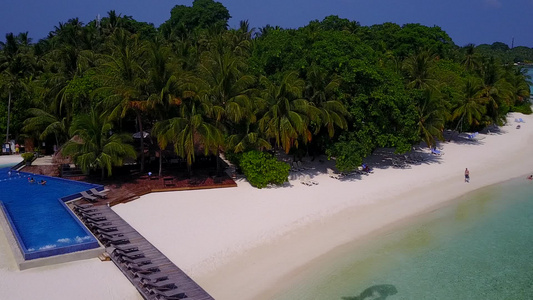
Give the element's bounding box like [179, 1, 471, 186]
[273, 178, 533, 300]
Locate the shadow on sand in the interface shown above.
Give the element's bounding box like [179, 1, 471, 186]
[342, 284, 398, 300]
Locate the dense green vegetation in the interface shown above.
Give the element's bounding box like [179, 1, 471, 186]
[239, 150, 290, 188]
[0, 0, 531, 183]
[476, 42, 533, 64]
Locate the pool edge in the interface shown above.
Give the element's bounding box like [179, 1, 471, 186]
[0, 200, 104, 270]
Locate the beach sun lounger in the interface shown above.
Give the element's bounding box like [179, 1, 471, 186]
[87, 219, 114, 227]
[80, 210, 104, 217]
[80, 191, 98, 202]
[114, 250, 145, 260]
[101, 235, 130, 246]
[304, 175, 318, 185]
[143, 279, 178, 290]
[120, 256, 150, 265]
[82, 214, 108, 222]
[327, 168, 341, 179]
[131, 267, 160, 276]
[73, 203, 94, 210]
[121, 258, 152, 269]
[92, 224, 119, 232]
[300, 174, 312, 186]
[74, 206, 100, 214]
[98, 231, 124, 241]
[108, 244, 139, 253]
[128, 263, 160, 273]
[89, 188, 108, 199]
[139, 272, 169, 283]
[151, 288, 187, 300]
[431, 148, 444, 156]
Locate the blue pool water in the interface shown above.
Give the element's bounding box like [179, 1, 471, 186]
[273, 178, 533, 299]
[0, 167, 100, 260]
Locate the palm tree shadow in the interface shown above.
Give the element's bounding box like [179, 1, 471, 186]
[342, 284, 398, 300]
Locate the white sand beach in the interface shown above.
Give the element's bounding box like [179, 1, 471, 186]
[113, 113, 533, 299]
[1, 112, 533, 299]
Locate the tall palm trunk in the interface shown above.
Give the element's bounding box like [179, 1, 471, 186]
[449, 114, 465, 142]
[54, 134, 59, 153]
[5, 90, 11, 144]
[136, 112, 145, 172]
[216, 148, 221, 176]
[158, 148, 163, 177]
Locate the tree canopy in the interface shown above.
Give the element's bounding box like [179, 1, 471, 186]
[1, 3, 531, 178]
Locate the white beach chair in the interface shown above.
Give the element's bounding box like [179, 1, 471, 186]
[327, 168, 341, 179]
[304, 175, 318, 185]
[300, 174, 312, 186]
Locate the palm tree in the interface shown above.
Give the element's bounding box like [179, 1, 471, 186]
[195, 45, 256, 172]
[0, 32, 34, 143]
[62, 108, 136, 180]
[478, 57, 513, 125]
[258, 71, 320, 153]
[461, 44, 480, 72]
[503, 66, 530, 105]
[96, 29, 148, 171]
[22, 107, 69, 148]
[403, 50, 439, 91]
[158, 96, 223, 176]
[304, 65, 348, 137]
[451, 78, 486, 133]
[145, 39, 182, 176]
[415, 90, 449, 148]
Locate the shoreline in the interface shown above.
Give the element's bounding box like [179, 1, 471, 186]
[114, 112, 533, 300]
[199, 173, 533, 300]
[239, 174, 531, 299]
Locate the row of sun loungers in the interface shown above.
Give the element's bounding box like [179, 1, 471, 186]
[327, 166, 374, 180]
[113, 248, 187, 299]
[72, 203, 191, 299]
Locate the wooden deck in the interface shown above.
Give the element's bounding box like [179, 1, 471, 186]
[103, 173, 237, 207]
[23, 164, 237, 207]
[72, 204, 215, 300]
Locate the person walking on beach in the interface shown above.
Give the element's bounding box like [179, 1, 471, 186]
[464, 168, 470, 183]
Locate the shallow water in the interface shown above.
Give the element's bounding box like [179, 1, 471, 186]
[273, 178, 533, 300]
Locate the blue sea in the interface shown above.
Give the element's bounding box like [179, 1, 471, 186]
[273, 178, 533, 300]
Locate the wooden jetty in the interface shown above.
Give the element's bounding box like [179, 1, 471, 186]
[72, 203, 215, 300]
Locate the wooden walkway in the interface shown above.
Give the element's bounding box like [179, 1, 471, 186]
[72, 203, 215, 300]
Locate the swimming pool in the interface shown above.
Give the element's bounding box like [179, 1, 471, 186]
[0, 167, 100, 260]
